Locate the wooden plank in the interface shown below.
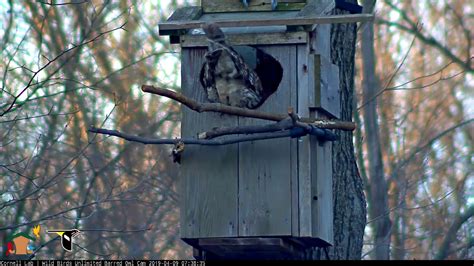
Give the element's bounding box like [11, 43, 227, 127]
[158, 14, 374, 33]
[311, 111, 334, 245]
[297, 0, 335, 17]
[302, 13, 340, 244]
[197, 237, 305, 259]
[202, 0, 306, 13]
[311, 54, 340, 118]
[328, 62, 341, 118]
[296, 3, 334, 238]
[238, 45, 296, 237]
[311, 23, 331, 55]
[199, 237, 295, 251]
[180, 48, 239, 238]
[168, 6, 202, 21]
[290, 46, 300, 238]
[162, 10, 298, 37]
[200, 10, 299, 22]
[180, 31, 307, 47]
[296, 44, 312, 237]
[311, 54, 322, 110]
[160, 6, 202, 36]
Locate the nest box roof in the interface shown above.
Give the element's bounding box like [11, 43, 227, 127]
[158, 0, 369, 45]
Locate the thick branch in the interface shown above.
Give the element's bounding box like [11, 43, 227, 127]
[199, 117, 294, 139]
[199, 117, 338, 141]
[141, 85, 356, 131]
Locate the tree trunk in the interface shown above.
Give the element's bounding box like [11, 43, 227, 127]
[360, 0, 391, 260]
[329, 2, 368, 260]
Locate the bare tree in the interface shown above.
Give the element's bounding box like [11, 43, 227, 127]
[355, 0, 473, 259]
[1, 1, 189, 259]
[360, 0, 390, 260]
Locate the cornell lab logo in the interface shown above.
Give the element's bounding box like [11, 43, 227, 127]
[47, 229, 81, 252]
[5, 225, 41, 257]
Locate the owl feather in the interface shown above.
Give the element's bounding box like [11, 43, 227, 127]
[200, 23, 264, 109]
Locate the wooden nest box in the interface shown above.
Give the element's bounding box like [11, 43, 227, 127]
[159, 0, 366, 260]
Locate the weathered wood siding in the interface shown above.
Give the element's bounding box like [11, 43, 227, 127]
[311, 115, 334, 244]
[181, 48, 239, 238]
[238, 45, 297, 236]
[180, 33, 335, 245]
[180, 31, 307, 48]
[296, 47, 335, 244]
[202, 0, 306, 12]
[310, 23, 341, 118]
[296, 44, 312, 237]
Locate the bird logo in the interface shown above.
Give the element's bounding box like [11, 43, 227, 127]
[33, 225, 41, 239]
[47, 229, 81, 252]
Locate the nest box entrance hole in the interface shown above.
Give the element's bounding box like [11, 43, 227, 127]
[200, 44, 284, 109]
[252, 47, 283, 106]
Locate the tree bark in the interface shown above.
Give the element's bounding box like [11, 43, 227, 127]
[329, 2, 368, 260]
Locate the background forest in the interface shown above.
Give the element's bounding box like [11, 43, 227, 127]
[1, 0, 472, 260]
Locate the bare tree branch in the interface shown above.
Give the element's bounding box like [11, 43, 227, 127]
[37, 0, 89, 6]
[376, 2, 473, 74]
[141, 85, 356, 131]
[89, 124, 335, 147]
[0, 108, 79, 124]
[385, 59, 468, 91]
[435, 205, 474, 260]
[358, 32, 417, 111]
[366, 118, 474, 226]
[0, 23, 126, 117]
[198, 116, 337, 141]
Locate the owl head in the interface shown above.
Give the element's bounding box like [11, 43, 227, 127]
[202, 23, 226, 43]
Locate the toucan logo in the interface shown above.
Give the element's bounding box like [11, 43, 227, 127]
[47, 229, 81, 252]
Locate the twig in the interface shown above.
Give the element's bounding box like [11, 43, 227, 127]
[27, 236, 60, 260]
[0, 23, 126, 117]
[37, 0, 89, 6]
[0, 109, 79, 124]
[357, 32, 418, 111]
[377, 4, 473, 74]
[141, 85, 356, 131]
